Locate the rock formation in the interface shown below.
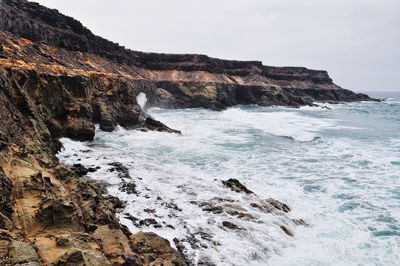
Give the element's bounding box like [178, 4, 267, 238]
[0, 0, 374, 265]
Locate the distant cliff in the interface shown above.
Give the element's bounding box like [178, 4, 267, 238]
[0, 0, 371, 110]
[0, 0, 374, 265]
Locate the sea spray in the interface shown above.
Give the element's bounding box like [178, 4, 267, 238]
[137, 92, 148, 110]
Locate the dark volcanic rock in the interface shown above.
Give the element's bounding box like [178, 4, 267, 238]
[120, 181, 137, 195]
[266, 198, 291, 213]
[140, 117, 182, 134]
[108, 162, 131, 179]
[222, 221, 242, 230]
[222, 179, 255, 195]
[71, 163, 89, 177]
[280, 225, 294, 237]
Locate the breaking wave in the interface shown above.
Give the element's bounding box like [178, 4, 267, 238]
[58, 100, 400, 265]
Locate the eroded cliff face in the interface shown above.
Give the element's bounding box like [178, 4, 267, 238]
[0, 66, 186, 265]
[0, 0, 374, 265]
[0, 0, 372, 111]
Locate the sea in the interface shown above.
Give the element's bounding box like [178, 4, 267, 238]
[58, 91, 400, 266]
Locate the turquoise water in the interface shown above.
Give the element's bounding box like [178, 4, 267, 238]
[59, 95, 400, 265]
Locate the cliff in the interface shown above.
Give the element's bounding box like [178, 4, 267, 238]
[0, 0, 374, 265]
[0, 0, 372, 112]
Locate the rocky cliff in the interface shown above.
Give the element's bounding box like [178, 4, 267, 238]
[0, 0, 374, 265]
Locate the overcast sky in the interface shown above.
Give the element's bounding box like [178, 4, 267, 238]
[35, 0, 399, 92]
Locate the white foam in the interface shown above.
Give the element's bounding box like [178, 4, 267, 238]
[57, 102, 400, 266]
[137, 92, 148, 109]
[221, 108, 335, 142]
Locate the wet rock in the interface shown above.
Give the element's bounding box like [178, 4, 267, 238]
[222, 221, 242, 230]
[124, 213, 140, 227]
[71, 163, 89, 177]
[280, 225, 294, 237]
[250, 198, 291, 214]
[143, 208, 156, 214]
[24, 172, 54, 192]
[107, 195, 126, 209]
[131, 232, 187, 266]
[161, 202, 182, 212]
[199, 202, 224, 214]
[197, 199, 256, 222]
[87, 167, 97, 172]
[266, 198, 291, 213]
[222, 178, 255, 195]
[293, 219, 307, 226]
[140, 117, 182, 134]
[108, 162, 131, 179]
[198, 257, 217, 266]
[173, 238, 193, 266]
[139, 218, 162, 228]
[120, 181, 137, 195]
[225, 209, 256, 221]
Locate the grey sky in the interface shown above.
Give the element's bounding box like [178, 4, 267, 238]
[35, 0, 400, 92]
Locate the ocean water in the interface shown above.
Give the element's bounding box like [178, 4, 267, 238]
[58, 94, 400, 266]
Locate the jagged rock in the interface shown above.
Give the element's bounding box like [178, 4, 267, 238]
[196, 199, 256, 221]
[55, 249, 110, 266]
[266, 198, 291, 213]
[131, 232, 187, 266]
[250, 198, 291, 214]
[107, 195, 126, 209]
[9, 241, 40, 264]
[72, 164, 90, 177]
[36, 197, 76, 226]
[54, 164, 76, 180]
[109, 162, 131, 179]
[280, 225, 294, 237]
[140, 117, 182, 134]
[120, 182, 137, 195]
[173, 238, 193, 266]
[293, 219, 307, 226]
[222, 178, 255, 195]
[222, 221, 242, 231]
[91, 225, 133, 264]
[139, 218, 162, 228]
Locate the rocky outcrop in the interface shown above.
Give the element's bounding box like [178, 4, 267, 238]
[0, 39, 183, 266]
[222, 178, 255, 195]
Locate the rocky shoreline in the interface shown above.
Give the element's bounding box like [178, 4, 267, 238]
[0, 0, 375, 265]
